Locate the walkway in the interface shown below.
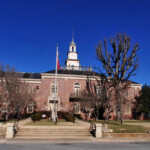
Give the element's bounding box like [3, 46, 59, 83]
[17, 118, 31, 127]
[17, 118, 91, 127]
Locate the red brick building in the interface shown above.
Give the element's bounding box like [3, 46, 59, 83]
[21, 39, 142, 119]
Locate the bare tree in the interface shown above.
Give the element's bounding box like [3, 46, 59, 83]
[80, 75, 111, 121]
[0, 64, 35, 120]
[96, 33, 139, 124]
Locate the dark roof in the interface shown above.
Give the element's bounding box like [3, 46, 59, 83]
[19, 72, 41, 79]
[129, 81, 140, 84]
[45, 69, 101, 76]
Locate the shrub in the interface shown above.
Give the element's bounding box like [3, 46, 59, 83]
[74, 114, 83, 120]
[31, 114, 42, 121]
[22, 113, 31, 119]
[63, 114, 74, 122]
[57, 111, 74, 121]
[57, 111, 69, 119]
[36, 111, 50, 119]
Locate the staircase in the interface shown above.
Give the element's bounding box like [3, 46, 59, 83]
[15, 126, 92, 140]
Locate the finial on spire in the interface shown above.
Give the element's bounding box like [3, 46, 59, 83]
[70, 29, 76, 46]
[72, 28, 74, 42]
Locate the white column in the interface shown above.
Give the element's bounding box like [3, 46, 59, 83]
[95, 124, 102, 138]
[6, 123, 15, 139]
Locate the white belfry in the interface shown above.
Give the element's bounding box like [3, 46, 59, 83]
[66, 37, 80, 70]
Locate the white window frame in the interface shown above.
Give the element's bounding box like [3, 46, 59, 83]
[50, 82, 58, 95]
[125, 104, 131, 114]
[74, 83, 81, 97]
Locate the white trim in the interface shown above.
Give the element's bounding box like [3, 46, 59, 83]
[130, 84, 142, 88]
[41, 73, 96, 80]
[21, 78, 41, 84]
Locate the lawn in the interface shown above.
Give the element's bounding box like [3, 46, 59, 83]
[124, 120, 150, 123]
[25, 119, 66, 126]
[90, 120, 150, 133]
[0, 119, 17, 124]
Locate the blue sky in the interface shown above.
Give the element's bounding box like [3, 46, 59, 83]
[0, 0, 150, 84]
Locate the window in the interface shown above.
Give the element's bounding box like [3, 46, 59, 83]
[74, 83, 80, 96]
[27, 101, 34, 113]
[72, 65, 74, 70]
[29, 86, 34, 93]
[51, 82, 58, 94]
[96, 85, 101, 98]
[27, 105, 33, 113]
[125, 91, 129, 98]
[125, 104, 131, 114]
[74, 103, 80, 114]
[36, 86, 39, 90]
[72, 46, 74, 51]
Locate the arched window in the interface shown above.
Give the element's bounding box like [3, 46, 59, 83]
[72, 46, 74, 52]
[74, 83, 80, 96]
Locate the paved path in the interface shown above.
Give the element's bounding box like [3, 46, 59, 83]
[17, 118, 91, 127]
[17, 118, 31, 127]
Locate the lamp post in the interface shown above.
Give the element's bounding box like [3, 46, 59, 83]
[33, 102, 36, 123]
[73, 103, 75, 123]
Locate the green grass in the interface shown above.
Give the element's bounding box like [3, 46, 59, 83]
[123, 120, 150, 123]
[25, 119, 66, 126]
[108, 124, 150, 133]
[0, 119, 17, 124]
[90, 120, 150, 133]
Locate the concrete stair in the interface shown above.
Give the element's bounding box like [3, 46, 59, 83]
[15, 126, 93, 140]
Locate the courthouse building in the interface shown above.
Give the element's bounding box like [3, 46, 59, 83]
[21, 38, 142, 119]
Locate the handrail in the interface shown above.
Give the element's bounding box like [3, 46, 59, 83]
[89, 120, 96, 132]
[13, 120, 19, 134]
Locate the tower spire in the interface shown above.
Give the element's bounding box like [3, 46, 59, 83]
[72, 28, 74, 42]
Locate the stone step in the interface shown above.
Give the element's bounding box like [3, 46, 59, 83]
[15, 125, 92, 139]
[18, 127, 89, 130]
[19, 128, 89, 131]
[15, 135, 92, 138]
[16, 133, 91, 136]
[18, 131, 89, 133]
[17, 130, 89, 132]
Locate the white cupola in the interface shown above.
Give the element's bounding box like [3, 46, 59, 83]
[66, 37, 80, 70]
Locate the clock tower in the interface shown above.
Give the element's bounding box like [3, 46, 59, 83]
[66, 37, 80, 70]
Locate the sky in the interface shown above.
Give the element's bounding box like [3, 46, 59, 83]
[0, 0, 150, 85]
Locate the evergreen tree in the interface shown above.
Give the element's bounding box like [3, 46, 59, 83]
[133, 84, 150, 119]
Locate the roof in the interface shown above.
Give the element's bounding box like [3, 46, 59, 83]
[19, 72, 41, 79]
[45, 69, 101, 76]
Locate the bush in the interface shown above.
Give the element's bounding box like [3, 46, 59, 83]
[22, 113, 31, 119]
[63, 114, 74, 122]
[74, 114, 83, 120]
[57, 111, 69, 119]
[35, 111, 50, 119]
[57, 111, 74, 122]
[31, 114, 42, 121]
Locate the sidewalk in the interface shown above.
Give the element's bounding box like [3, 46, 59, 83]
[17, 118, 31, 127]
[98, 137, 150, 143]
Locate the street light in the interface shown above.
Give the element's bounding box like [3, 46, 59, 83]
[33, 102, 36, 123]
[73, 103, 75, 123]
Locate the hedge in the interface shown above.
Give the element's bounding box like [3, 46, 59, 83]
[31, 114, 42, 121]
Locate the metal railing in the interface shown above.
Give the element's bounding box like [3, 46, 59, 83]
[70, 92, 81, 98]
[60, 65, 92, 71]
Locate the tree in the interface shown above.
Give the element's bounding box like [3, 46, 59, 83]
[0, 64, 35, 120]
[80, 75, 112, 121]
[133, 84, 150, 119]
[96, 33, 139, 124]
